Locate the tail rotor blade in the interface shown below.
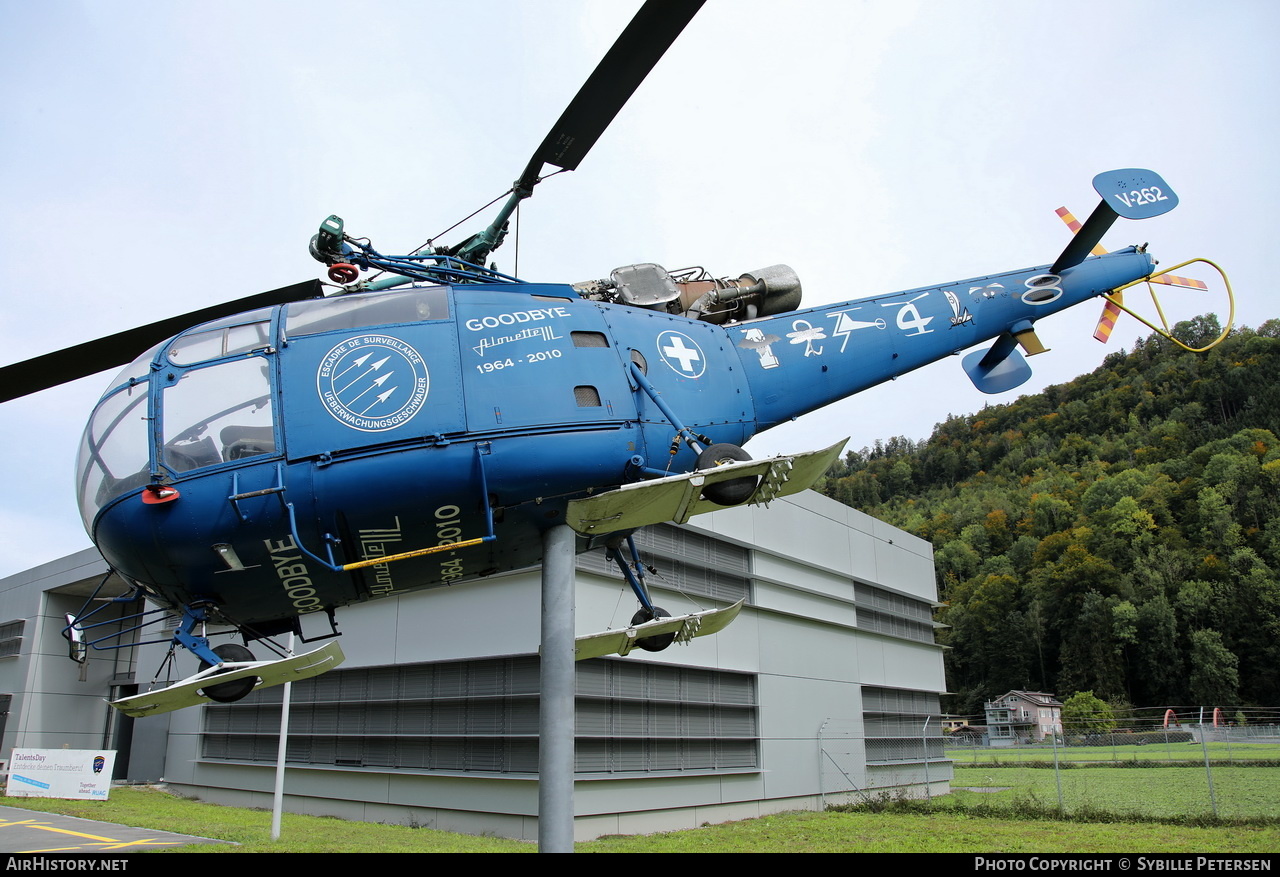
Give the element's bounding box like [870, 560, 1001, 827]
[1056, 205, 1122, 344]
[1093, 297, 1124, 344]
[1151, 273, 1209, 291]
[1056, 173, 1202, 346]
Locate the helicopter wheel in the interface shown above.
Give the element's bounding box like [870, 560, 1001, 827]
[631, 606, 676, 652]
[696, 443, 756, 506]
[198, 643, 257, 704]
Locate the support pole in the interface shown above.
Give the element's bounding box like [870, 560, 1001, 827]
[271, 632, 295, 841]
[539, 524, 576, 853]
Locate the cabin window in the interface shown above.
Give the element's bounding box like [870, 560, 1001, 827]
[285, 287, 449, 338]
[161, 357, 276, 474]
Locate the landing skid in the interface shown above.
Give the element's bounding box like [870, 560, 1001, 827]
[566, 440, 848, 536]
[571, 600, 743, 661]
[110, 641, 345, 718]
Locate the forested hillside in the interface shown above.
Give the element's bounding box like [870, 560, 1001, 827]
[818, 316, 1280, 717]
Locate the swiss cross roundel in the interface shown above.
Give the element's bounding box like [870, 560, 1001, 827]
[656, 330, 706, 378]
[316, 334, 430, 431]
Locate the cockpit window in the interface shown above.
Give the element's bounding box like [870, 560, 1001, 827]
[77, 383, 152, 528]
[168, 317, 272, 365]
[161, 357, 276, 474]
[77, 329, 283, 530]
[105, 341, 165, 394]
[285, 287, 448, 338]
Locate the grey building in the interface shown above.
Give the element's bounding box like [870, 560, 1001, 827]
[0, 549, 140, 765]
[0, 490, 950, 841]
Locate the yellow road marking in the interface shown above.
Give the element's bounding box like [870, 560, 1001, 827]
[1, 815, 182, 851]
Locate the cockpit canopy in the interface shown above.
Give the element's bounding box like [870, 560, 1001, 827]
[75, 286, 454, 532]
[75, 309, 276, 530]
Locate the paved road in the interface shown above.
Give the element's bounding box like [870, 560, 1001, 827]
[0, 804, 230, 853]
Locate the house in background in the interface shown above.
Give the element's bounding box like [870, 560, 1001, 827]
[983, 691, 1062, 746]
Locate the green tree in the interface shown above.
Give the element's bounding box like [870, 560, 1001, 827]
[1058, 590, 1126, 701]
[1188, 629, 1240, 707]
[1061, 691, 1117, 734]
[818, 320, 1280, 710]
[1134, 593, 1184, 704]
[1172, 313, 1223, 349]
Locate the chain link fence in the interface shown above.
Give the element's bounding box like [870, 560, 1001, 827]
[942, 713, 1280, 820]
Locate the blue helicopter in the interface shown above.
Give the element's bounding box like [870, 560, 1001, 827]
[0, 0, 1222, 716]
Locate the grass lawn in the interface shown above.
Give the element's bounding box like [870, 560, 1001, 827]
[947, 741, 1280, 765]
[950, 765, 1280, 820]
[3, 787, 528, 853]
[585, 809, 1280, 854]
[3, 786, 1277, 853]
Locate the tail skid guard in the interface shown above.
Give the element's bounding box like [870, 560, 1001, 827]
[571, 600, 744, 661]
[110, 641, 346, 718]
[566, 440, 847, 536]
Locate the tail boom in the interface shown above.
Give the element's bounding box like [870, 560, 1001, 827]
[735, 248, 1157, 428]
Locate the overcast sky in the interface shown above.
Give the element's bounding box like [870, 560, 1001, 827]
[1, 0, 1275, 577]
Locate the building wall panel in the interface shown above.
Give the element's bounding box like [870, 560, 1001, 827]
[1, 493, 949, 841]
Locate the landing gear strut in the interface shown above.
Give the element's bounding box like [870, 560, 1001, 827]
[61, 579, 345, 718]
[109, 602, 345, 717]
[626, 361, 758, 505]
[608, 534, 676, 652]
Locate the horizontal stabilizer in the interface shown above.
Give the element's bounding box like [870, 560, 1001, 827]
[963, 343, 1032, 394]
[110, 641, 345, 718]
[565, 440, 846, 536]
[572, 600, 743, 661]
[1093, 168, 1178, 220]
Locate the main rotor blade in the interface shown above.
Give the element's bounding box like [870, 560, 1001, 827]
[0, 279, 322, 403]
[516, 0, 704, 191]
